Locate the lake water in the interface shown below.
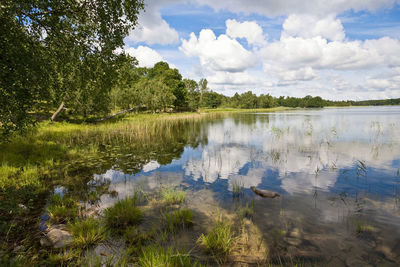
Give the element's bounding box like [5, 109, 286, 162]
[70, 106, 400, 265]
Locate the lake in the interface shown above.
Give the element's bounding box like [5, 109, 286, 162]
[58, 106, 400, 265]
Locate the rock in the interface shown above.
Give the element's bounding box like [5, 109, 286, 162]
[345, 256, 372, 267]
[40, 237, 52, 247]
[250, 186, 280, 198]
[291, 228, 302, 238]
[18, 204, 27, 211]
[85, 209, 99, 218]
[42, 226, 73, 249]
[287, 237, 302, 246]
[13, 245, 25, 252]
[391, 239, 400, 259]
[326, 257, 345, 267]
[376, 245, 396, 261]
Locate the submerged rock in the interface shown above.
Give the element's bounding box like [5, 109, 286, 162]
[40, 225, 73, 249]
[290, 228, 302, 238]
[250, 186, 281, 198]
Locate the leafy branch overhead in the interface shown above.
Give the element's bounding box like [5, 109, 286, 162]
[0, 0, 145, 136]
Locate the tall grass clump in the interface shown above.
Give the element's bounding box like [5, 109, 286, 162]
[240, 200, 255, 219]
[137, 246, 202, 267]
[232, 180, 243, 198]
[47, 194, 79, 223]
[104, 197, 142, 232]
[161, 187, 187, 205]
[69, 217, 106, 249]
[197, 221, 236, 256]
[163, 209, 193, 233]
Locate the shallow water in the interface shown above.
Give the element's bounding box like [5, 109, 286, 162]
[63, 106, 400, 265]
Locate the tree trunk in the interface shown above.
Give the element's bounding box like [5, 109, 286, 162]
[94, 104, 144, 123]
[50, 101, 65, 121]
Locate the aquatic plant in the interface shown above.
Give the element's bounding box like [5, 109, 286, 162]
[69, 217, 106, 249]
[197, 221, 236, 256]
[123, 225, 154, 246]
[232, 180, 243, 198]
[161, 187, 187, 205]
[356, 160, 367, 177]
[356, 221, 365, 235]
[241, 200, 255, 219]
[47, 194, 79, 223]
[103, 197, 143, 232]
[137, 246, 202, 267]
[163, 209, 193, 233]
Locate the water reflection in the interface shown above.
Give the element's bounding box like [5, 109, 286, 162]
[88, 106, 400, 265]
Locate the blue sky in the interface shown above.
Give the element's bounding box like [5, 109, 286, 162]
[123, 0, 400, 100]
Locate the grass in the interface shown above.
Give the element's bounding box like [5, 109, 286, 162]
[163, 209, 193, 233]
[199, 107, 290, 113]
[103, 196, 143, 232]
[69, 217, 107, 249]
[232, 180, 243, 198]
[137, 246, 202, 267]
[240, 200, 255, 219]
[197, 220, 236, 256]
[161, 187, 187, 205]
[0, 109, 288, 264]
[47, 194, 79, 224]
[123, 226, 154, 246]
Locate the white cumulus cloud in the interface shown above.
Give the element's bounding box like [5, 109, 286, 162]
[127, 0, 180, 45]
[226, 19, 267, 46]
[194, 0, 396, 17]
[282, 14, 345, 42]
[124, 46, 164, 68]
[180, 29, 259, 72]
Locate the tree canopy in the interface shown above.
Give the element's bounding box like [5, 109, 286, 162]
[0, 0, 144, 136]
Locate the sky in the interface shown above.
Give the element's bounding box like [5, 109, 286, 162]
[122, 0, 400, 100]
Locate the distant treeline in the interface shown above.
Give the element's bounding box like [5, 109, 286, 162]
[110, 61, 400, 111]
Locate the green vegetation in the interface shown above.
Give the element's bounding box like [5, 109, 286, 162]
[69, 217, 106, 249]
[104, 197, 143, 232]
[240, 200, 255, 219]
[232, 180, 243, 198]
[1, 0, 145, 137]
[47, 195, 79, 224]
[123, 226, 154, 246]
[197, 221, 236, 256]
[161, 187, 187, 205]
[163, 209, 194, 233]
[137, 246, 201, 267]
